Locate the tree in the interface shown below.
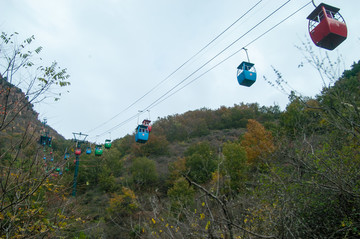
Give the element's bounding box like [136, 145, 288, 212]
[0, 32, 70, 132]
[222, 141, 248, 193]
[241, 119, 275, 166]
[130, 157, 158, 190]
[106, 187, 140, 238]
[262, 44, 360, 237]
[184, 142, 217, 184]
[132, 134, 169, 157]
[0, 32, 71, 238]
[167, 177, 195, 214]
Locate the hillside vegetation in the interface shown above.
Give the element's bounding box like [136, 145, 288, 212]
[1, 32, 360, 238]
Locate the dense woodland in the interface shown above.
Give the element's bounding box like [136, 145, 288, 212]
[1, 32, 360, 238]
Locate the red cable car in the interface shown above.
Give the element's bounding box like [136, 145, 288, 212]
[75, 148, 81, 155]
[142, 119, 152, 132]
[142, 119, 151, 126]
[307, 3, 347, 50]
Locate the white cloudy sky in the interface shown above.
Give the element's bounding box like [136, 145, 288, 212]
[2, 0, 360, 143]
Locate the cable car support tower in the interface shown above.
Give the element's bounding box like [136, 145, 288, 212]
[72, 132, 88, 197]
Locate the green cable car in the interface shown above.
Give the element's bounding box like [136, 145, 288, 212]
[104, 139, 112, 149]
[95, 145, 103, 156]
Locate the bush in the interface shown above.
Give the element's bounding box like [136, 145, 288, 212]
[130, 157, 158, 189]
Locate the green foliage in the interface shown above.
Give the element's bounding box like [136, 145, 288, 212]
[342, 60, 360, 79]
[130, 157, 158, 189]
[2, 30, 360, 238]
[153, 103, 279, 142]
[185, 142, 217, 183]
[107, 187, 139, 217]
[99, 168, 118, 193]
[153, 115, 189, 142]
[167, 177, 195, 213]
[280, 95, 323, 138]
[222, 141, 247, 193]
[132, 134, 169, 157]
[113, 134, 133, 157]
[103, 148, 123, 177]
[0, 31, 73, 238]
[317, 65, 360, 138]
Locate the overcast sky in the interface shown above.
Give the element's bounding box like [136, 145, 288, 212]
[2, 0, 360, 143]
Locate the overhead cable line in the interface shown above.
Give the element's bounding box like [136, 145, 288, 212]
[148, 1, 313, 109]
[89, 113, 139, 139]
[94, 1, 309, 138]
[142, 0, 291, 111]
[85, 0, 264, 134]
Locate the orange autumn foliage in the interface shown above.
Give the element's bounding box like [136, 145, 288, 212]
[241, 119, 275, 165]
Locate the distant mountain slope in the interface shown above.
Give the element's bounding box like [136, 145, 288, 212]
[0, 77, 64, 148]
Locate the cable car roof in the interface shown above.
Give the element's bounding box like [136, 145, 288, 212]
[237, 61, 254, 69]
[307, 3, 340, 21]
[137, 124, 149, 129]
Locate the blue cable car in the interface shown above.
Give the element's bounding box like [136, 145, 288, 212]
[39, 135, 52, 146]
[64, 152, 70, 160]
[135, 125, 150, 143]
[86, 147, 92, 154]
[237, 61, 256, 87]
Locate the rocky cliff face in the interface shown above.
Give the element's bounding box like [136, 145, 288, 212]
[0, 77, 64, 147]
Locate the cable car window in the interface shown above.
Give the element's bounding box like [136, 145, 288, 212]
[332, 12, 343, 22]
[325, 10, 333, 18]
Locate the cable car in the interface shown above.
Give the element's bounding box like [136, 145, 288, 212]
[135, 124, 150, 143]
[64, 152, 70, 160]
[86, 147, 92, 154]
[142, 119, 152, 132]
[142, 119, 151, 126]
[307, 3, 347, 50]
[48, 137, 52, 147]
[237, 61, 257, 87]
[104, 139, 112, 149]
[95, 145, 103, 156]
[75, 148, 81, 155]
[39, 135, 52, 146]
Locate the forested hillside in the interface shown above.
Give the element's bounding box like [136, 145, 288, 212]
[1, 31, 360, 238]
[66, 60, 360, 239]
